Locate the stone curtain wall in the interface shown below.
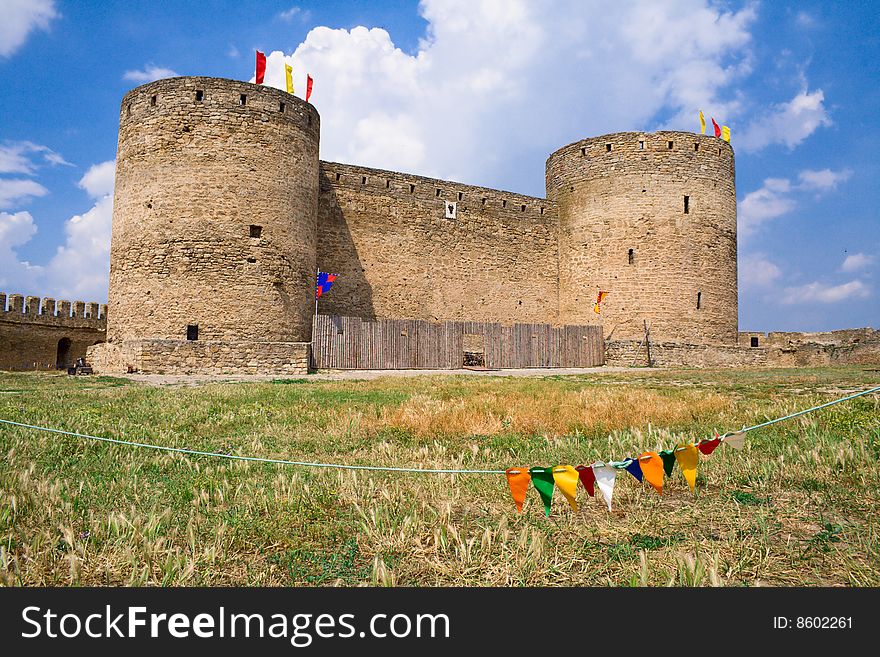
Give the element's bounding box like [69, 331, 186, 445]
[547, 131, 738, 344]
[108, 77, 320, 345]
[316, 161, 560, 325]
[0, 293, 106, 370]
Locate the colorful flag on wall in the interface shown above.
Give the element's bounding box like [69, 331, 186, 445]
[285, 64, 294, 94]
[699, 110, 706, 135]
[316, 271, 338, 299]
[255, 51, 267, 85]
[306, 74, 314, 102]
[711, 118, 721, 138]
[593, 291, 608, 314]
[721, 125, 731, 143]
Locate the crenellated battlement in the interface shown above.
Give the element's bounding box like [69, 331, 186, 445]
[0, 292, 107, 329]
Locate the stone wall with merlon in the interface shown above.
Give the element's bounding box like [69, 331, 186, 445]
[316, 161, 560, 325]
[0, 292, 107, 370]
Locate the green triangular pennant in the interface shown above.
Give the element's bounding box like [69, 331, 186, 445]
[659, 449, 676, 477]
[529, 466, 555, 517]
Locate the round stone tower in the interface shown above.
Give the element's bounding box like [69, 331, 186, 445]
[546, 131, 737, 344]
[104, 76, 319, 369]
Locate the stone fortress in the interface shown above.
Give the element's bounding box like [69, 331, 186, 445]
[2, 76, 876, 373]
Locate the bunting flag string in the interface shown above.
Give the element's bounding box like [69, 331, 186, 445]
[2, 386, 878, 518]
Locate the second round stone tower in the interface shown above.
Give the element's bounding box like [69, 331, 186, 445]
[107, 77, 320, 352]
[546, 131, 738, 344]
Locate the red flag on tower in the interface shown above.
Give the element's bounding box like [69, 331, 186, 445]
[306, 74, 314, 102]
[255, 50, 267, 84]
[711, 117, 721, 138]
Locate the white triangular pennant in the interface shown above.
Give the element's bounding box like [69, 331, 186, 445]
[722, 431, 746, 450]
[592, 463, 617, 511]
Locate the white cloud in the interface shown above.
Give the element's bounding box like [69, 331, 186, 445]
[0, 163, 113, 301]
[278, 7, 311, 23]
[738, 178, 795, 237]
[738, 167, 851, 238]
[739, 252, 782, 288]
[0, 211, 41, 292]
[256, 0, 757, 192]
[798, 168, 852, 193]
[841, 253, 875, 273]
[0, 141, 70, 174]
[739, 88, 832, 151]
[0, 179, 49, 209]
[781, 280, 871, 305]
[122, 65, 179, 83]
[78, 160, 116, 198]
[0, 0, 57, 58]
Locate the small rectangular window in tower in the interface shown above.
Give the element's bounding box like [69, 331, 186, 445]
[750, 336, 759, 347]
[668, 140, 674, 149]
[361, 176, 367, 184]
[385, 179, 390, 188]
[684, 195, 690, 214]
[718, 147, 722, 156]
[638, 140, 644, 150]
[307, 115, 312, 126]
[279, 101, 285, 113]
[696, 291, 702, 309]
[247, 257, 257, 263]
[694, 143, 699, 152]
[628, 248, 635, 265]
[335, 172, 341, 182]
[409, 184, 415, 193]
[540, 207, 545, 215]
[239, 94, 247, 106]
[606, 143, 612, 152]
[150, 95, 156, 106]
[581, 147, 587, 156]
[481, 197, 487, 206]
[458, 191, 463, 201]
[127, 103, 131, 116]
[521, 204, 526, 212]
[249, 225, 262, 238]
[436, 188, 442, 197]
[196, 90, 204, 101]
[502, 200, 507, 208]
[186, 324, 198, 341]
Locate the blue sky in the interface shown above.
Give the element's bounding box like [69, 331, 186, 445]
[0, 0, 877, 332]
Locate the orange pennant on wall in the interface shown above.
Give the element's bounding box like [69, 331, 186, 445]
[505, 468, 531, 513]
[639, 451, 664, 495]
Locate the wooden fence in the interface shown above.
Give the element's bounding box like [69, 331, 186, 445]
[312, 315, 604, 369]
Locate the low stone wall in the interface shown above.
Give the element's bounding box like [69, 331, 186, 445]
[88, 340, 310, 375]
[0, 292, 107, 370]
[607, 335, 880, 368]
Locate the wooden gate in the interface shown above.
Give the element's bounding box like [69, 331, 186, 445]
[312, 315, 604, 369]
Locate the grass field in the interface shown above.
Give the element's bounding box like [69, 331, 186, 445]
[0, 366, 878, 587]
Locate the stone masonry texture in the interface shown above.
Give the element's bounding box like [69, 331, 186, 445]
[73, 76, 873, 374]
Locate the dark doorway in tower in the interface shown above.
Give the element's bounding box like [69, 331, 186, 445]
[56, 338, 72, 369]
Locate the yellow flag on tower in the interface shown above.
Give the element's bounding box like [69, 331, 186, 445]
[699, 110, 706, 135]
[721, 125, 731, 143]
[285, 64, 294, 94]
